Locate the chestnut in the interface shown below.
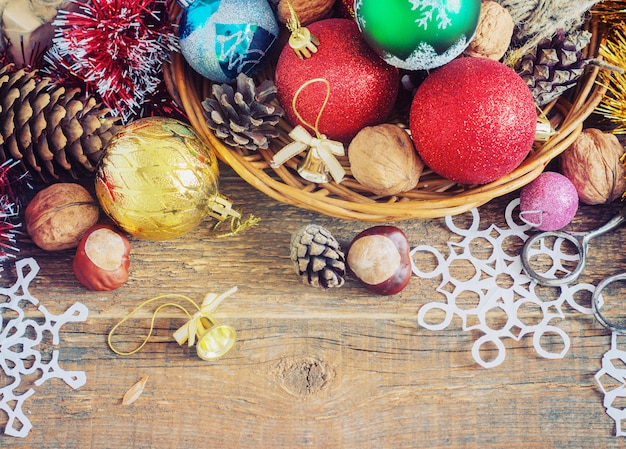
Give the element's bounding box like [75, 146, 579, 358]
[347, 225, 412, 295]
[73, 224, 131, 291]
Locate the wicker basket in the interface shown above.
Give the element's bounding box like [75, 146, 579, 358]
[169, 15, 608, 222]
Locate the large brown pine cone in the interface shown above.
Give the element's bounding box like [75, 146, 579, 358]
[0, 64, 122, 181]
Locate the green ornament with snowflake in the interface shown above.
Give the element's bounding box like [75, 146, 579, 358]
[354, 0, 481, 70]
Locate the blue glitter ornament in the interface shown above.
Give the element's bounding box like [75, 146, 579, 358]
[177, 0, 279, 82]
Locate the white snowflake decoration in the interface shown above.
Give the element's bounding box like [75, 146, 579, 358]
[411, 199, 594, 368]
[596, 333, 626, 437]
[0, 258, 88, 438]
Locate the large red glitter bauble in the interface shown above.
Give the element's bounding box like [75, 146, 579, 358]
[275, 18, 399, 142]
[409, 57, 536, 184]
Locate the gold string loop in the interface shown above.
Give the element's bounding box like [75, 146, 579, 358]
[107, 287, 238, 360]
[270, 78, 345, 183]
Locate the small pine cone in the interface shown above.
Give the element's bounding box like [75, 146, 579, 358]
[202, 73, 284, 151]
[290, 224, 346, 289]
[515, 29, 591, 106]
[0, 64, 122, 181]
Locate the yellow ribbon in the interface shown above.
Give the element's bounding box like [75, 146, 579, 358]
[270, 78, 346, 183]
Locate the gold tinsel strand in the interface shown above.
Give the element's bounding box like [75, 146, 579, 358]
[596, 26, 626, 134]
[592, 0, 626, 22]
[591, 2, 626, 197]
[592, 2, 626, 135]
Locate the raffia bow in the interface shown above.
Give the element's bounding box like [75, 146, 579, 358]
[270, 78, 346, 183]
[271, 125, 345, 183]
[172, 286, 238, 346]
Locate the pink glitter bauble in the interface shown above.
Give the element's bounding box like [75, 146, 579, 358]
[409, 57, 536, 184]
[519, 172, 579, 231]
[275, 18, 399, 142]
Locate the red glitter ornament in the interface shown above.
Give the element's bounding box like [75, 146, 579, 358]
[409, 57, 536, 185]
[275, 18, 399, 143]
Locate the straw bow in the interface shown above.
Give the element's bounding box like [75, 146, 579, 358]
[271, 125, 345, 183]
[172, 286, 238, 346]
[270, 78, 346, 183]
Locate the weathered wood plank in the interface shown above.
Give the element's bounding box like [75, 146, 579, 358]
[1, 169, 625, 448]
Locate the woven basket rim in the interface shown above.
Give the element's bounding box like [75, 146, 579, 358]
[170, 17, 608, 222]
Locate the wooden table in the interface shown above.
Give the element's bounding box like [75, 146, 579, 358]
[2, 166, 625, 449]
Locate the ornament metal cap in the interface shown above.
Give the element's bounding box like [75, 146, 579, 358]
[289, 27, 320, 60]
[535, 110, 556, 142]
[285, 0, 319, 59]
[535, 118, 555, 142]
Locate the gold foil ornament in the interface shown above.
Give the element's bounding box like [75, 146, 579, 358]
[95, 117, 231, 240]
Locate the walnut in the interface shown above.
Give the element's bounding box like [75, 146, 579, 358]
[464, 1, 514, 61]
[348, 124, 424, 196]
[559, 128, 626, 205]
[25, 183, 100, 251]
[276, 0, 336, 25]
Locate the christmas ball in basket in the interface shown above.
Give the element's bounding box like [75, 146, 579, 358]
[409, 57, 537, 185]
[170, 0, 607, 221]
[354, 0, 481, 70]
[94, 117, 221, 241]
[519, 172, 579, 232]
[178, 0, 280, 82]
[274, 18, 400, 142]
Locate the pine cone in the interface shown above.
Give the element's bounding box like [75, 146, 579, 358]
[0, 64, 122, 181]
[202, 73, 284, 151]
[290, 224, 346, 289]
[515, 29, 591, 106]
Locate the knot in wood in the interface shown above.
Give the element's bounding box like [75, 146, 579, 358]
[276, 356, 335, 398]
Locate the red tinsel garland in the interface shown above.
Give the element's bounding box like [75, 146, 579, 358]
[0, 160, 27, 263]
[44, 0, 178, 122]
